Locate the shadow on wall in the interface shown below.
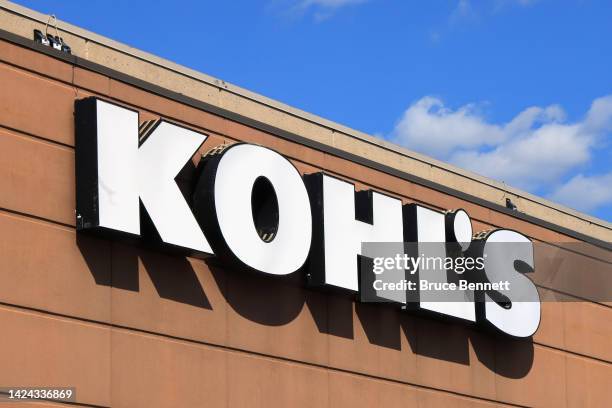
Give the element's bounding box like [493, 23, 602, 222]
[77, 234, 212, 310]
[77, 235, 533, 379]
[209, 258, 534, 378]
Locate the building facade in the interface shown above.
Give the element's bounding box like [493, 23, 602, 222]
[0, 1, 610, 407]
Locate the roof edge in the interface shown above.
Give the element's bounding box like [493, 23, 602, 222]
[0, 0, 610, 240]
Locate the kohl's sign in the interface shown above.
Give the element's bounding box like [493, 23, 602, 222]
[75, 98, 540, 338]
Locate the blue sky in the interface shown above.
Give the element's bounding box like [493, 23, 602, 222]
[19, 0, 612, 221]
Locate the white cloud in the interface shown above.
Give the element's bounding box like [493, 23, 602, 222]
[270, 0, 369, 21]
[301, 0, 369, 8]
[293, 0, 369, 20]
[452, 0, 473, 19]
[550, 173, 612, 212]
[391, 97, 504, 157]
[449, 0, 539, 24]
[390, 95, 612, 195]
[451, 121, 593, 190]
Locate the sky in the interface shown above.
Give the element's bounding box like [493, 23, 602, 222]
[18, 0, 612, 221]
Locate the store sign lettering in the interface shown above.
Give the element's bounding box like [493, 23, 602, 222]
[74, 98, 540, 338]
